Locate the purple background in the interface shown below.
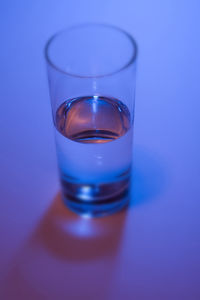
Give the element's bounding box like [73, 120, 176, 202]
[0, 0, 200, 299]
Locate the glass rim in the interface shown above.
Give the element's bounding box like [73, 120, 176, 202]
[44, 23, 138, 79]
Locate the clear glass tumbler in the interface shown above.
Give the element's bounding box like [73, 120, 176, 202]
[45, 24, 137, 217]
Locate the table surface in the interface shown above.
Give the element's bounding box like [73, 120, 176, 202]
[0, 1, 200, 299]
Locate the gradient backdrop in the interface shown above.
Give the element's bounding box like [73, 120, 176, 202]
[0, 0, 200, 299]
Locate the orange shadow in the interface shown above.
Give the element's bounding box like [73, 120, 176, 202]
[1, 193, 127, 299]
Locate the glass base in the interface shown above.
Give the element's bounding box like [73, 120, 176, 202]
[61, 178, 130, 217]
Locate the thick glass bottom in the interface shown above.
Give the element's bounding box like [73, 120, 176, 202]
[61, 177, 130, 217]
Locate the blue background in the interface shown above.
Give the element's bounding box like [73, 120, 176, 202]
[0, 0, 200, 299]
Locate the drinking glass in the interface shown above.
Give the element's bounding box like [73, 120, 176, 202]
[45, 24, 137, 217]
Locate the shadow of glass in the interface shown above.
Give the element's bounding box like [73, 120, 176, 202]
[32, 192, 128, 261]
[1, 193, 128, 299]
[131, 145, 167, 206]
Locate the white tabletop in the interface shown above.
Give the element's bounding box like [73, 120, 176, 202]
[0, 0, 200, 299]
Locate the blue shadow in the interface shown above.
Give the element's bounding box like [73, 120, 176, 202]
[130, 145, 168, 206]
